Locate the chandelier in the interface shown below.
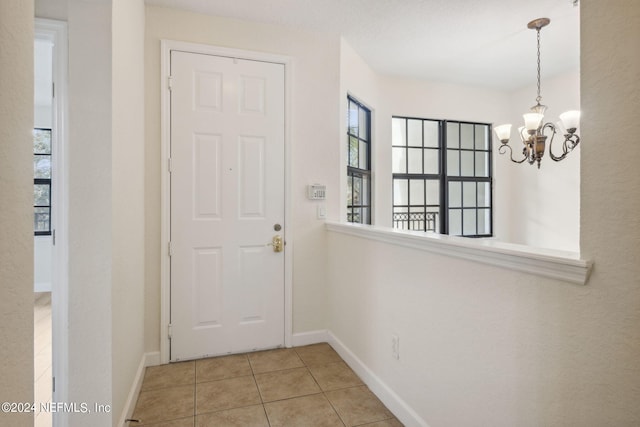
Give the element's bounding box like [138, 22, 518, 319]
[494, 18, 580, 169]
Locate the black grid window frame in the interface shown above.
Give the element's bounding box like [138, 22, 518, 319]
[347, 96, 372, 224]
[443, 121, 493, 238]
[391, 117, 493, 237]
[391, 117, 442, 232]
[34, 128, 52, 236]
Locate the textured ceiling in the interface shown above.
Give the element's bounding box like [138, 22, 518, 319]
[145, 0, 580, 91]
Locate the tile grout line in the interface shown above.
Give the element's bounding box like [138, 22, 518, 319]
[294, 346, 348, 427]
[132, 345, 401, 427]
[193, 358, 197, 422]
[247, 353, 273, 427]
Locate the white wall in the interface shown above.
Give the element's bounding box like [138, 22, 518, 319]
[66, 0, 113, 424]
[0, 2, 34, 426]
[35, 1, 148, 424]
[339, 39, 382, 223]
[499, 71, 580, 251]
[327, 3, 640, 426]
[112, 0, 146, 424]
[144, 6, 341, 352]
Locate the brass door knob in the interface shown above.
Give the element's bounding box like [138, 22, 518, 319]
[269, 235, 284, 252]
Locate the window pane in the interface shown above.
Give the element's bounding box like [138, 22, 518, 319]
[347, 175, 353, 205]
[461, 123, 474, 149]
[461, 151, 474, 176]
[351, 207, 362, 223]
[349, 136, 359, 167]
[463, 182, 476, 207]
[353, 175, 362, 205]
[361, 207, 370, 224]
[359, 140, 368, 170]
[463, 209, 477, 235]
[34, 184, 50, 206]
[475, 124, 489, 150]
[447, 150, 460, 176]
[33, 129, 51, 154]
[449, 209, 462, 235]
[392, 147, 406, 173]
[447, 122, 459, 148]
[477, 182, 491, 207]
[424, 149, 439, 174]
[477, 209, 491, 235]
[362, 175, 370, 205]
[426, 207, 440, 233]
[408, 119, 422, 147]
[392, 118, 406, 146]
[426, 180, 440, 205]
[424, 121, 439, 148]
[409, 207, 426, 231]
[448, 181, 461, 207]
[393, 207, 408, 230]
[348, 101, 358, 135]
[34, 207, 50, 233]
[409, 179, 424, 206]
[34, 155, 51, 178]
[394, 179, 408, 206]
[408, 148, 422, 174]
[359, 107, 368, 140]
[475, 152, 488, 177]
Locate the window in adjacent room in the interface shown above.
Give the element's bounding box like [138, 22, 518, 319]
[392, 117, 492, 237]
[347, 96, 372, 224]
[34, 128, 52, 236]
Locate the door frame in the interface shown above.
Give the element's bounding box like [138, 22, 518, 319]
[35, 18, 69, 427]
[160, 40, 293, 364]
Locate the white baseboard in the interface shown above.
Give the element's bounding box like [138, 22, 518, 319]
[291, 329, 329, 347]
[117, 351, 161, 426]
[327, 331, 430, 427]
[144, 351, 161, 367]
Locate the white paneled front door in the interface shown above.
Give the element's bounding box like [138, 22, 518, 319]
[169, 51, 285, 361]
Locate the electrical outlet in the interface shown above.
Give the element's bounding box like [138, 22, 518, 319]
[391, 334, 400, 360]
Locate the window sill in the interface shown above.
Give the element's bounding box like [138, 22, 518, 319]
[325, 221, 592, 285]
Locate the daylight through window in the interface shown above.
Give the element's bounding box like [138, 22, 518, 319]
[34, 128, 52, 236]
[392, 117, 492, 237]
[347, 96, 372, 224]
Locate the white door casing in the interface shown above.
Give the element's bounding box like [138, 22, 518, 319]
[169, 49, 287, 361]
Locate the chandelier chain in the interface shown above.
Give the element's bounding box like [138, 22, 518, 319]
[536, 27, 542, 104]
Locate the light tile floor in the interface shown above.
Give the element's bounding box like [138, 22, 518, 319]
[129, 344, 403, 427]
[34, 292, 52, 427]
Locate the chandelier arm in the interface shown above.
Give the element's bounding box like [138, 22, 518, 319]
[498, 143, 528, 164]
[547, 122, 580, 162]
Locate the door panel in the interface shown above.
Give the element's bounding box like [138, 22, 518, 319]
[170, 51, 285, 361]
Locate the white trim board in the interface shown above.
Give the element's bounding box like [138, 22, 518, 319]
[117, 352, 160, 427]
[291, 330, 329, 347]
[326, 221, 593, 285]
[35, 18, 69, 427]
[159, 40, 294, 363]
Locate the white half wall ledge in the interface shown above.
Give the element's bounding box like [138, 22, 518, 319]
[325, 221, 593, 285]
